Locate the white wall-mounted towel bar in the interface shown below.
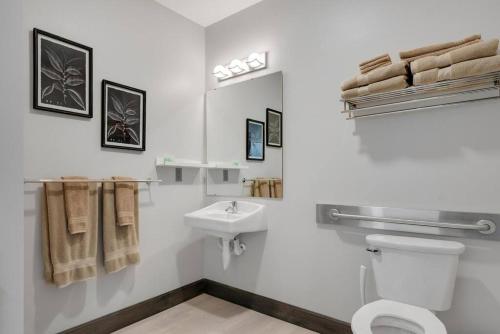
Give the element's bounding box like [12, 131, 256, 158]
[316, 204, 500, 240]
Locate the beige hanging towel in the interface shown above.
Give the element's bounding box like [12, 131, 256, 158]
[112, 176, 135, 226]
[62, 176, 89, 234]
[269, 180, 276, 198]
[413, 55, 500, 86]
[103, 182, 140, 273]
[276, 179, 283, 198]
[42, 182, 98, 288]
[259, 179, 271, 198]
[399, 34, 481, 62]
[411, 39, 499, 74]
[342, 62, 408, 91]
[271, 179, 283, 199]
[252, 180, 261, 197]
[341, 75, 409, 99]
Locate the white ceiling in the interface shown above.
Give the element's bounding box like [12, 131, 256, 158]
[155, 0, 264, 27]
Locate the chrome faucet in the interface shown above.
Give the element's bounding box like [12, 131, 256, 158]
[225, 201, 238, 214]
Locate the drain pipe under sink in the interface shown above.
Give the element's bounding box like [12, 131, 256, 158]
[218, 237, 247, 270]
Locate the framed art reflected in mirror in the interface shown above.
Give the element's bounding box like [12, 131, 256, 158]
[246, 119, 265, 161]
[266, 108, 282, 148]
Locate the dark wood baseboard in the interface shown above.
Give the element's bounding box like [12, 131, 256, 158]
[60, 279, 207, 334]
[60, 278, 351, 334]
[204, 279, 352, 334]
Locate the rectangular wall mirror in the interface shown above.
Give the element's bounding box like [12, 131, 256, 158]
[206, 71, 283, 198]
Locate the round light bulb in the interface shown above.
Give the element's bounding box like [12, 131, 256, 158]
[212, 65, 231, 79]
[228, 59, 249, 74]
[247, 52, 265, 68]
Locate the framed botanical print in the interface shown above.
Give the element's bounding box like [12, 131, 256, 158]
[33, 28, 93, 117]
[102, 80, 146, 151]
[266, 108, 282, 147]
[246, 118, 265, 161]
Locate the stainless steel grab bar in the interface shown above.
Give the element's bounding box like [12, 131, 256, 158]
[328, 209, 496, 235]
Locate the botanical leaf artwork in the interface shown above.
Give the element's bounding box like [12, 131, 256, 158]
[106, 90, 141, 145]
[266, 109, 282, 147]
[268, 115, 280, 144]
[40, 40, 86, 110]
[248, 121, 264, 159]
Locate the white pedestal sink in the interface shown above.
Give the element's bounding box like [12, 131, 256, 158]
[184, 201, 267, 270]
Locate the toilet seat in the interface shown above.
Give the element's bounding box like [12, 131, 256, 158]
[351, 299, 446, 334]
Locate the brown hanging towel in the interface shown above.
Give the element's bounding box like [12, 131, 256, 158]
[42, 181, 98, 287]
[102, 181, 140, 273]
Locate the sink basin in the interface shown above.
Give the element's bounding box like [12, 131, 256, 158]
[184, 201, 267, 239]
[185, 201, 267, 270]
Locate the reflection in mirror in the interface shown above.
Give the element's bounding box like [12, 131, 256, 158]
[206, 72, 283, 199]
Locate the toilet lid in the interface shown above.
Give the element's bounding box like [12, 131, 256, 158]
[351, 299, 446, 334]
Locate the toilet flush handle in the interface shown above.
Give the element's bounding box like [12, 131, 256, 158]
[366, 247, 380, 254]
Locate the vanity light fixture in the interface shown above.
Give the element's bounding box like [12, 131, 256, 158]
[212, 65, 232, 79]
[212, 52, 267, 81]
[246, 52, 266, 69]
[228, 59, 249, 74]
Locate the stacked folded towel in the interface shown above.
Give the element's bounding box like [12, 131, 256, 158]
[359, 53, 392, 74]
[340, 34, 500, 100]
[410, 39, 500, 86]
[399, 34, 481, 62]
[410, 39, 499, 74]
[414, 55, 500, 86]
[341, 62, 409, 99]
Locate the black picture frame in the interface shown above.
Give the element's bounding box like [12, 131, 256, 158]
[266, 108, 282, 147]
[246, 118, 265, 161]
[33, 28, 93, 118]
[101, 80, 146, 151]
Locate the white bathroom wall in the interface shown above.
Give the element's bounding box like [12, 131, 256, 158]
[23, 0, 205, 333]
[204, 1, 500, 333]
[0, 0, 26, 333]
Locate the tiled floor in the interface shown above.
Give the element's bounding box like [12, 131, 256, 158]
[114, 293, 316, 334]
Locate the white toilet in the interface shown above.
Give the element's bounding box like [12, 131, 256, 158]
[351, 234, 465, 334]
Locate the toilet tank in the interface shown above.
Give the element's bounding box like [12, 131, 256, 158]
[366, 234, 465, 311]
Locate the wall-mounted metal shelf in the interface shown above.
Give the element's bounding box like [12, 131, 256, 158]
[341, 72, 500, 120]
